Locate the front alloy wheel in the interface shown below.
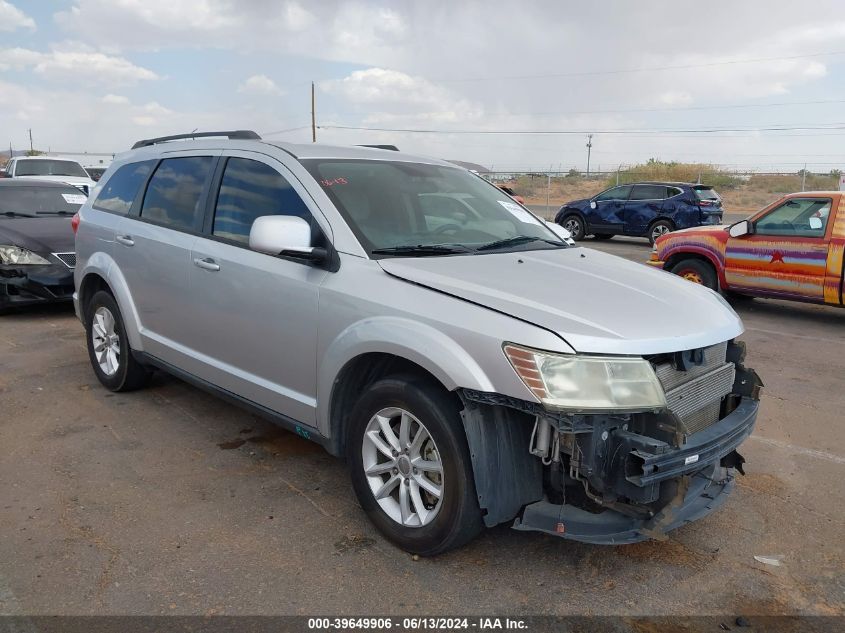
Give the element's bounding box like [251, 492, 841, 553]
[362, 407, 444, 527]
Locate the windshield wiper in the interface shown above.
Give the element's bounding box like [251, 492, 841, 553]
[36, 211, 75, 215]
[476, 235, 564, 252]
[371, 244, 473, 256]
[1, 211, 36, 218]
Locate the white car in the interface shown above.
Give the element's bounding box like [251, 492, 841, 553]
[4, 156, 97, 196]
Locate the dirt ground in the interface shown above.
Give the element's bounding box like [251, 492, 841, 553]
[0, 239, 843, 618]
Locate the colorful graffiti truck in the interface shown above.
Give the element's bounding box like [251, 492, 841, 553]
[647, 191, 845, 306]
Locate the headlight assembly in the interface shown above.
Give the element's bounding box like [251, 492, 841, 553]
[504, 344, 667, 412]
[0, 245, 51, 265]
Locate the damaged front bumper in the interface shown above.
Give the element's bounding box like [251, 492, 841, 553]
[513, 397, 758, 544]
[0, 264, 74, 309]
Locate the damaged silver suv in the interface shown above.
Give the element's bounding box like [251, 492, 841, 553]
[73, 131, 762, 555]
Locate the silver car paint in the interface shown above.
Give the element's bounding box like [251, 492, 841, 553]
[75, 139, 744, 441]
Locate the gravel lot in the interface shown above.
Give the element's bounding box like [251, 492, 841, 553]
[1, 237, 843, 617]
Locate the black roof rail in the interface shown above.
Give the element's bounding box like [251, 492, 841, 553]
[131, 130, 261, 150]
[357, 144, 399, 151]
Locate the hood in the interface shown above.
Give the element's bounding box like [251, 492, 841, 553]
[563, 198, 590, 208]
[0, 217, 75, 254]
[378, 247, 743, 355]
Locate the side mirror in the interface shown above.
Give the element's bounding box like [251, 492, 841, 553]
[728, 219, 752, 238]
[589, 201, 597, 209]
[809, 216, 823, 230]
[249, 216, 326, 262]
[544, 220, 575, 245]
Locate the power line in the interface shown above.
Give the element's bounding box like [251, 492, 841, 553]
[320, 123, 845, 136]
[433, 49, 845, 83]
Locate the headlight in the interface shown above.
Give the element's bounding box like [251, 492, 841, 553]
[0, 245, 51, 265]
[504, 344, 667, 412]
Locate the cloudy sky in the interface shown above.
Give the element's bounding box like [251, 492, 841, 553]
[3, 0, 845, 172]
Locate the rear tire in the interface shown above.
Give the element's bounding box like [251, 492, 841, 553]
[85, 290, 150, 392]
[670, 259, 718, 291]
[648, 219, 674, 245]
[560, 215, 585, 241]
[347, 374, 483, 556]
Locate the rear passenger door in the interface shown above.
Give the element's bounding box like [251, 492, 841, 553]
[186, 153, 331, 425]
[112, 152, 219, 366]
[624, 184, 667, 235]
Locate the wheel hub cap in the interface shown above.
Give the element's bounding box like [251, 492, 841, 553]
[361, 407, 444, 528]
[91, 306, 120, 377]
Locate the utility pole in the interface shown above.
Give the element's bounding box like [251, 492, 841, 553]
[801, 163, 807, 191]
[311, 82, 317, 143]
[585, 134, 593, 178]
[28, 128, 33, 153]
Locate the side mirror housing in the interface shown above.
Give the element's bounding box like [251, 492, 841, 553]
[249, 215, 326, 262]
[728, 219, 752, 238]
[544, 220, 575, 245]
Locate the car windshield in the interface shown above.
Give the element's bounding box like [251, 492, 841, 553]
[694, 187, 721, 202]
[302, 159, 565, 257]
[0, 186, 86, 216]
[15, 159, 89, 178]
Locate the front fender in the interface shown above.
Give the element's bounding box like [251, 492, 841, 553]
[317, 316, 497, 434]
[77, 252, 144, 351]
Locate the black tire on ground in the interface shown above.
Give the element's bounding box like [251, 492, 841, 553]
[648, 219, 674, 245]
[669, 259, 718, 292]
[559, 215, 586, 241]
[84, 290, 150, 392]
[593, 233, 613, 240]
[347, 374, 483, 556]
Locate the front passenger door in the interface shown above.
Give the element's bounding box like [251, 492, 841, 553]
[186, 154, 331, 426]
[588, 185, 632, 234]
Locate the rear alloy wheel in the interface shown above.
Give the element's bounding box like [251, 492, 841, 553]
[649, 220, 674, 245]
[85, 290, 150, 392]
[348, 375, 483, 555]
[561, 215, 585, 241]
[670, 259, 718, 291]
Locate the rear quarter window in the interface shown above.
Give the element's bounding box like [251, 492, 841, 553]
[92, 160, 156, 215]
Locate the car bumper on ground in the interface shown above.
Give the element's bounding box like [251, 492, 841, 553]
[0, 264, 75, 309]
[513, 397, 758, 544]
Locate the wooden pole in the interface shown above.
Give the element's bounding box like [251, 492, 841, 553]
[311, 82, 316, 143]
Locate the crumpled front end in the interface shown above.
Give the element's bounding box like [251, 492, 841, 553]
[461, 339, 762, 544]
[0, 262, 75, 309]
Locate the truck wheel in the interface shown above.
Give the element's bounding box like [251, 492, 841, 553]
[649, 220, 674, 245]
[85, 290, 150, 392]
[560, 215, 585, 241]
[670, 259, 718, 291]
[347, 375, 483, 556]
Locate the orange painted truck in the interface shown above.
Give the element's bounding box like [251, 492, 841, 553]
[647, 191, 845, 306]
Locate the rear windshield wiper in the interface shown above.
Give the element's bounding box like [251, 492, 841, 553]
[371, 244, 473, 257]
[36, 210, 76, 215]
[476, 235, 564, 252]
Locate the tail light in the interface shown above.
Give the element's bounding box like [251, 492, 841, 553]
[699, 199, 713, 207]
[71, 212, 80, 235]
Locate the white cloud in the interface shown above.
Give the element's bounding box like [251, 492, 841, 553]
[0, 44, 158, 85]
[0, 1, 35, 32]
[102, 93, 130, 104]
[238, 74, 284, 96]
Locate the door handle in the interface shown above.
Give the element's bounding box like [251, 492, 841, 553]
[116, 235, 134, 247]
[193, 257, 220, 272]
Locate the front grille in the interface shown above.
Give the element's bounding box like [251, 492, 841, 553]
[53, 252, 76, 269]
[653, 341, 733, 435]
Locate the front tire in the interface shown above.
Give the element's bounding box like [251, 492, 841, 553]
[347, 375, 483, 556]
[560, 215, 586, 241]
[648, 219, 674, 245]
[670, 259, 718, 291]
[85, 290, 150, 392]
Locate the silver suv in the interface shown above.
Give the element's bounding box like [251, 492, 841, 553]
[73, 131, 761, 555]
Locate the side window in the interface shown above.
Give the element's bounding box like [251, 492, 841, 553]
[212, 158, 311, 244]
[92, 160, 155, 214]
[630, 185, 666, 201]
[140, 157, 214, 231]
[595, 185, 632, 202]
[755, 198, 832, 238]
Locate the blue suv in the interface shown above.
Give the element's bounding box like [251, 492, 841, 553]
[555, 182, 723, 244]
